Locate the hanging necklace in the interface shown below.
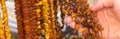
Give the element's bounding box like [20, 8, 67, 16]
[1, 0, 11, 39]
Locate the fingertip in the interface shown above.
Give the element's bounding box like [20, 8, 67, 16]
[69, 22, 75, 29]
[90, 0, 104, 12]
[90, 4, 97, 12]
[64, 16, 72, 23]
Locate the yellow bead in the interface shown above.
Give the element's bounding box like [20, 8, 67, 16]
[79, 18, 85, 23]
[35, 1, 43, 6]
[66, 0, 69, 3]
[87, 19, 90, 23]
[43, 0, 47, 3]
[37, 25, 41, 29]
[36, 9, 41, 13]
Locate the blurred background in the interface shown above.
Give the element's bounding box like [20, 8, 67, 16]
[0, 0, 96, 39]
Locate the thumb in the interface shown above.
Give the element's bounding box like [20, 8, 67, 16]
[90, 0, 114, 12]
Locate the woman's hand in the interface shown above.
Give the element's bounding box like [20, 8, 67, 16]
[91, 0, 120, 39]
[65, 0, 120, 39]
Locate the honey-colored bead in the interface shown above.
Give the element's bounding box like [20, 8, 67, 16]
[63, 10, 68, 15]
[35, 1, 43, 6]
[66, 0, 69, 3]
[79, 18, 85, 23]
[87, 19, 90, 23]
[74, 24, 79, 31]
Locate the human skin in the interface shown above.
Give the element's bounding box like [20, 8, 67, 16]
[65, 0, 120, 39]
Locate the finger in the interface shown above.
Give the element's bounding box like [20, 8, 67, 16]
[97, 9, 111, 39]
[90, 0, 114, 12]
[64, 16, 75, 29]
[69, 21, 75, 29]
[90, 0, 104, 12]
[64, 16, 72, 23]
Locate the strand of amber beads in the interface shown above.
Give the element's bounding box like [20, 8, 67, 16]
[21, 0, 32, 39]
[29, 0, 43, 39]
[0, 1, 5, 39]
[28, 0, 40, 39]
[1, 0, 11, 39]
[42, 0, 52, 39]
[14, 0, 25, 39]
[0, 14, 5, 39]
[48, 0, 57, 39]
[35, 0, 43, 39]
[59, 0, 103, 39]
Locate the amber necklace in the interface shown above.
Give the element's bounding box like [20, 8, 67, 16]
[59, 0, 103, 39]
[0, 0, 11, 39]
